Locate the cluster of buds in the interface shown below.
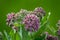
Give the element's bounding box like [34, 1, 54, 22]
[20, 9, 30, 15]
[23, 14, 39, 31]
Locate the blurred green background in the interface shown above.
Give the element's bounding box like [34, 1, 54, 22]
[0, 0, 60, 33]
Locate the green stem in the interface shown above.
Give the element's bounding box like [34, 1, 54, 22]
[14, 33, 16, 40]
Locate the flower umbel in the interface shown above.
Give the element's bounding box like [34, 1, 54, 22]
[23, 14, 39, 32]
[6, 13, 19, 31]
[6, 13, 15, 26]
[33, 7, 46, 19]
[46, 32, 58, 40]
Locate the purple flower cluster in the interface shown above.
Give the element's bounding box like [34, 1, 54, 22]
[32, 7, 45, 18]
[46, 35, 58, 40]
[57, 29, 60, 36]
[6, 13, 19, 31]
[46, 32, 58, 40]
[57, 20, 60, 36]
[6, 7, 45, 32]
[23, 14, 39, 31]
[6, 13, 15, 26]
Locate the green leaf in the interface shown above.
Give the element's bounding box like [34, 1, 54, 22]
[9, 30, 15, 40]
[16, 33, 21, 40]
[4, 30, 11, 40]
[41, 12, 51, 25]
[18, 24, 31, 40]
[34, 33, 46, 40]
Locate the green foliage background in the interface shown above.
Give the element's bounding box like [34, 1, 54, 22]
[0, 0, 60, 34]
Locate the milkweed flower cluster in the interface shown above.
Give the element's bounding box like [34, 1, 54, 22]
[57, 20, 60, 36]
[46, 32, 58, 40]
[6, 7, 45, 32]
[6, 13, 15, 26]
[57, 29, 60, 36]
[6, 13, 18, 31]
[46, 35, 58, 40]
[6, 7, 60, 40]
[23, 14, 39, 31]
[32, 7, 45, 18]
